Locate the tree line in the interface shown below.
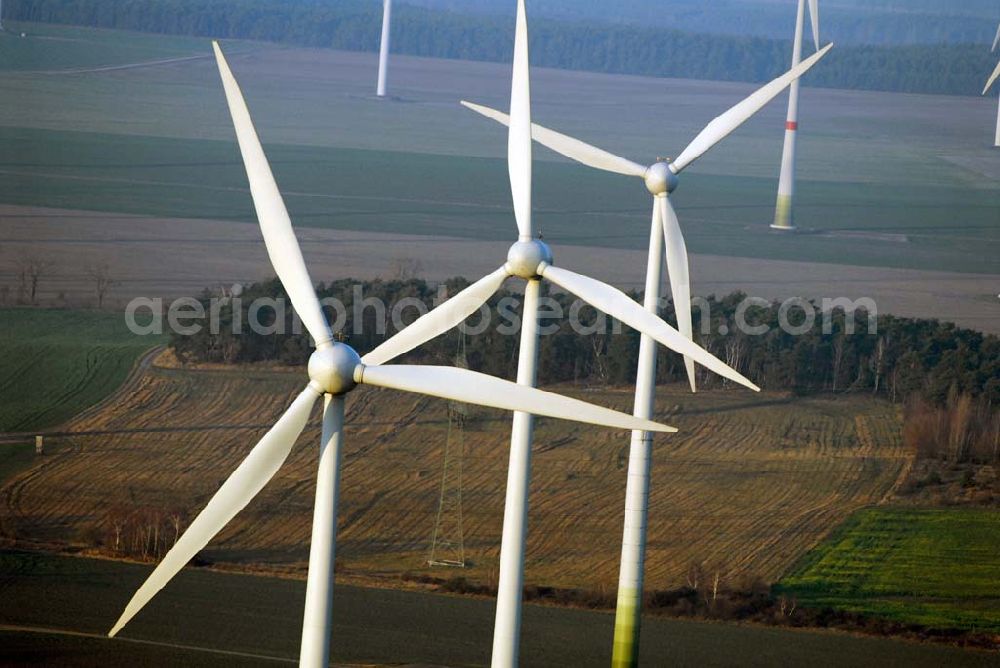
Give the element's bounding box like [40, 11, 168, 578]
[7, 0, 998, 96]
[169, 276, 1000, 409]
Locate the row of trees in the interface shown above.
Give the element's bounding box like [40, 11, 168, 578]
[0, 255, 117, 309]
[169, 276, 1000, 408]
[7, 0, 997, 96]
[904, 391, 1000, 464]
[90, 504, 189, 561]
[410, 0, 1000, 47]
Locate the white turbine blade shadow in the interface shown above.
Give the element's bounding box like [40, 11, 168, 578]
[671, 43, 833, 173]
[658, 197, 696, 393]
[461, 101, 646, 178]
[359, 365, 675, 433]
[541, 264, 759, 392]
[108, 387, 320, 637]
[213, 41, 332, 348]
[362, 267, 509, 366]
[508, 0, 533, 239]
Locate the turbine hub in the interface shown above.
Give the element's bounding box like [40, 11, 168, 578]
[644, 161, 678, 196]
[307, 343, 362, 395]
[505, 239, 553, 279]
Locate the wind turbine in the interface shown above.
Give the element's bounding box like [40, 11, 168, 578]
[374, 2, 757, 664]
[772, 0, 820, 232]
[461, 38, 831, 668]
[376, 0, 392, 97]
[106, 42, 679, 668]
[987, 23, 1000, 148]
[461, 46, 831, 395]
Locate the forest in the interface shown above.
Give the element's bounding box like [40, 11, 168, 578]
[169, 277, 1000, 409]
[6, 0, 997, 96]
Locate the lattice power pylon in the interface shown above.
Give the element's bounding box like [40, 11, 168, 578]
[427, 333, 469, 567]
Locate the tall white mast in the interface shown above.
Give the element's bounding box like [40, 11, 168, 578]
[610, 203, 664, 667]
[376, 0, 392, 97]
[771, 0, 818, 231]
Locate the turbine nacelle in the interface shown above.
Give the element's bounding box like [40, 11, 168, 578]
[308, 344, 362, 395]
[506, 239, 553, 279]
[644, 161, 679, 197]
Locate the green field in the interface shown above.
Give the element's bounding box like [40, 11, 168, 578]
[0, 550, 995, 667]
[0, 23, 997, 275]
[777, 508, 1000, 634]
[0, 309, 162, 433]
[1, 125, 997, 274]
[0, 22, 211, 71]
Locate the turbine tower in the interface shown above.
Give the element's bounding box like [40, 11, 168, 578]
[377, 0, 392, 97]
[106, 41, 680, 668]
[461, 38, 831, 668]
[985, 61, 1000, 147]
[771, 0, 820, 232]
[987, 23, 1000, 148]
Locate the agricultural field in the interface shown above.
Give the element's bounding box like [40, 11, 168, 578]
[1, 357, 909, 592]
[777, 508, 1000, 634]
[0, 308, 163, 434]
[1, 550, 997, 668]
[0, 22, 210, 72]
[0, 22, 997, 276]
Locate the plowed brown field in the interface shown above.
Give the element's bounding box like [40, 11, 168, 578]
[0, 358, 908, 590]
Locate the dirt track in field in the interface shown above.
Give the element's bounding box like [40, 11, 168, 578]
[0, 204, 996, 333]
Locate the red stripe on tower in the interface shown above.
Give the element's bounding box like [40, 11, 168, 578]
[786, 121, 798, 131]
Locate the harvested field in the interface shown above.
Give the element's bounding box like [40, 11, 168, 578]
[0, 204, 997, 333]
[1, 357, 909, 591]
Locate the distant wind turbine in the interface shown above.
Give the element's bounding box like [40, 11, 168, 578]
[772, 0, 820, 232]
[984, 56, 1000, 148]
[377, 0, 392, 97]
[462, 36, 831, 668]
[107, 41, 678, 668]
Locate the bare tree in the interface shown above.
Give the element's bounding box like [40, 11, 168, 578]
[19, 256, 51, 305]
[390, 256, 424, 281]
[685, 560, 703, 591]
[86, 262, 116, 309]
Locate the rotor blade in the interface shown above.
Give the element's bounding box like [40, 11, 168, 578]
[508, 0, 533, 239]
[108, 387, 320, 638]
[361, 266, 509, 366]
[807, 0, 820, 52]
[360, 365, 676, 433]
[671, 43, 833, 174]
[540, 264, 759, 392]
[461, 101, 647, 178]
[659, 197, 696, 393]
[984, 60, 1000, 95]
[213, 41, 332, 348]
[993, 23, 1000, 53]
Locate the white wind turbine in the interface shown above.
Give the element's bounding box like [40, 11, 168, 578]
[461, 36, 831, 668]
[986, 23, 1000, 148]
[376, 0, 392, 97]
[379, 2, 757, 664]
[772, 0, 820, 231]
[107, 41, 679, 668]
